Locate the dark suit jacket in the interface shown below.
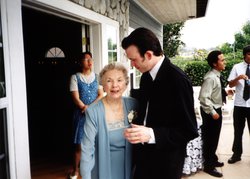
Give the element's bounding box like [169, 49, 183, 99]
[132, 56, 198, 179]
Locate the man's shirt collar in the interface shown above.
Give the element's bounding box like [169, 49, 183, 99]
[149, 55, 164, 80]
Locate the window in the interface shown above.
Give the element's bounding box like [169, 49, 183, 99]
[127, 27, 142, 89]
[43, 47, 65, 65]
[45, 47, 65, 58]
[134, 69, 141, 88]
[106, 25, 117, 63]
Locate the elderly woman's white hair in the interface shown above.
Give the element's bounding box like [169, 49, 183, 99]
[99, 62, 129, 85]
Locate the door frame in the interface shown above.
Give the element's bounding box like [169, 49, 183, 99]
[23, 0, 121, 72]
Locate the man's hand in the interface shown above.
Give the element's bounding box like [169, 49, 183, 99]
[124, 124, 151, 144]
[212, 113, 220, 120]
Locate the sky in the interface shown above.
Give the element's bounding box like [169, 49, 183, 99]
[181, 0, 250, 49]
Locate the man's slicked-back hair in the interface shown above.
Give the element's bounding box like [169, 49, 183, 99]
[206, 50, 222, 68]
[243, 45, 250, 57]
[121, 27, 163, 57]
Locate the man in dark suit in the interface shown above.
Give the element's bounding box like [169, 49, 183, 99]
[122, 27, 198, 179]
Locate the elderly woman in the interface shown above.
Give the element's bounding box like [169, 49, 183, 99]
[80, 62, 138, 179]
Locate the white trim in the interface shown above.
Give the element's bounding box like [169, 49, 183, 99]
[90, 24, 103, 73]
[1, 0, 16, 178]
[2, 0, 31, 178]
[23, 0, 119, 26]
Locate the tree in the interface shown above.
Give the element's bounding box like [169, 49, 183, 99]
[218, 21, 250, 61]
[163, 22, 185, 58]
[234, 21, 250, 51]
[220, 42, 233, 54]
[193, 49, 208, 61]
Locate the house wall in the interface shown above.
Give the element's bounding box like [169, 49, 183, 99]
[69, 0, 129, 51]
[69, 0, 164, 54]
[129, 0, 163, 44]
[1, 0, 164, 178]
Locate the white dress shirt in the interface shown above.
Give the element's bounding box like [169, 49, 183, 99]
[144, 55, 164, 143]
[228, 61, 250, 108]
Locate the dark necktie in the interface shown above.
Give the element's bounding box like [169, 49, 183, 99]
[220, 75, 227, 103]
[144, 72, 153, 97]
[243, 64, 250, 101]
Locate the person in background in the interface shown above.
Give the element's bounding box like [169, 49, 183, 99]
[80, 63, 138, 179]
[198, 50, 226, 178]
[69, 52, 104, 179]
[227, 45, 250, 164]
[122, 27, 198, 179]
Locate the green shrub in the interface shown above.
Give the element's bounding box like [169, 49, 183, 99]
[184, 61, 209, 86]
[172, 59, 242, 86]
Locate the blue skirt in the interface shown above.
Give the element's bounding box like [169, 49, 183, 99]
[72, 109, 86, 144]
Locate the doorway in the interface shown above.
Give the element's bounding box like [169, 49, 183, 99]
[22, 7, 86, 173]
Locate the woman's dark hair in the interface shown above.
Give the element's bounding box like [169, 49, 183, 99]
[121, 27, 163, 57]
[77, 52, 93, 71]
[206, 50, 222, 68]
[79, 51, 92, 61]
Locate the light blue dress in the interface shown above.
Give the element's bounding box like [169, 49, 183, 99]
[108, 120, 126, 179]
[80, 97, 138, 179]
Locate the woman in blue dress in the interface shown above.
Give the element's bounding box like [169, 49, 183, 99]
[80, 63, 138, 179]
[69, 52, 104, 179]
